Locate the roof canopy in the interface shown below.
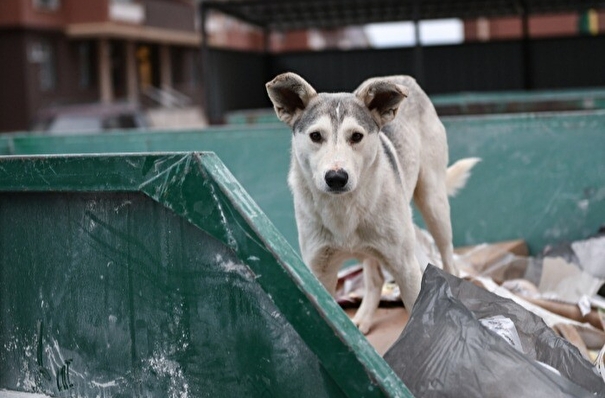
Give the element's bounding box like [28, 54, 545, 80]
[202, 0, 605, 31]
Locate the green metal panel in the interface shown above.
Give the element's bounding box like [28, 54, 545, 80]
[226, 109, 281, 125]
[224, 87, 605, 123]
[0, 153, 412, 397]
[1, 110, 604, 253]
[3, 127, 298, 251]
[0, 135, 13, 155]
[431, 86, 605, 114]
[446, 111, 605, 253]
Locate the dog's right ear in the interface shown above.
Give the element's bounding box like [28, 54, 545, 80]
[266, 73, 317, 127]
[355, 79, 408, 128]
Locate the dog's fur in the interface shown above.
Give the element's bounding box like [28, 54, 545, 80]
[266, 72, 477, 333]
[355, 157, 479, 333]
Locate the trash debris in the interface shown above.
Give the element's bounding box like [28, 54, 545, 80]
[571, 235, 605, 278]
[538, 256, 605, 307]
[455, 239, 530, 282]
[458, 230, 605, 359]
[596, 343, 605, 383]
[335, 264, 402, 307]
[479, 315, 524, 353]
[339, 225, 605, 395]
[384, 265, 605, 398]
[475, 275, 605, 351]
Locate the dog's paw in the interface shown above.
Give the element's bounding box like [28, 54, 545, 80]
[352, 315, 372, 335]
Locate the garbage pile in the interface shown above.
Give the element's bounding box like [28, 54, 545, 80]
[336, 226, 605, 397]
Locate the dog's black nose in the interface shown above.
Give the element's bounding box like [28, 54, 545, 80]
[325, 169, 348, 190]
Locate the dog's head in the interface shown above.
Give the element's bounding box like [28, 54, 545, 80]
[266, 72, 408, 195]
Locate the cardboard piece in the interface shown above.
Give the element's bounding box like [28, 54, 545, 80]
[539, 257, 605, 305]
[456, 239, 529, 282]
[475, 276, 605, 350]
[572, 236, 605, 278]
[345, 307, 409, 356]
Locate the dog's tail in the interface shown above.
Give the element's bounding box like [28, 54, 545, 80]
[446, 157, 481, 197]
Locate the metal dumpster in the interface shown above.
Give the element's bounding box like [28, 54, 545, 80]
[0, 153, 412, 397]
[1, 110, 604, 254]
[224, 87, 605, 124]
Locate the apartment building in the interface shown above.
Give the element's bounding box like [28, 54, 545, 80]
[0, 0, 202, 132]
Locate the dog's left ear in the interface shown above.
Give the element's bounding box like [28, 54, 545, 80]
[355, 80, 409, 127]
[266, 72, 317, 127]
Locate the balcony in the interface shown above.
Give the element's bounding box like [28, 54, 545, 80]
[109, 1, 145, 24]
[145, 0, 196, 32]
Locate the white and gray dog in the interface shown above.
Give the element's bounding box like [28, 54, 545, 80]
[266, 72, 478, 333]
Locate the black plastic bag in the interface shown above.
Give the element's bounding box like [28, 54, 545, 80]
[384, 265, 605, 398]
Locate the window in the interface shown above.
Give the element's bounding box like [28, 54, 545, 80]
[171, 49, 199, 88]
[364, 19, 464, 48]
[171, 48, 186, 85]
[33, 0, 60, 11]
[32, 41, 57, 91]
[78, 42, 93, 89]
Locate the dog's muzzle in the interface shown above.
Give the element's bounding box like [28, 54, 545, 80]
[324, 169, 349, 192]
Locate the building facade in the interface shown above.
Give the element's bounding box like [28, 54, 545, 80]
[0, 0, 202, 132]
[464, 10, 605, 42]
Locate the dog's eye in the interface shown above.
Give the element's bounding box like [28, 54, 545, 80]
[309, 131, 322, 143]
[350, 132, 364, 144]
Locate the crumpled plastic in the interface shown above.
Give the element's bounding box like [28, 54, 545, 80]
[383, 265, 605, 398]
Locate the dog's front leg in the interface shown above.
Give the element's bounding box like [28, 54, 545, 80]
[382, 250, 422, 313]
[352, 258, 384, 334]
[304, 247, 343, 297]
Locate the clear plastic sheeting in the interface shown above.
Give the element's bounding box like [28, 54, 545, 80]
[384, 265, 605, 398]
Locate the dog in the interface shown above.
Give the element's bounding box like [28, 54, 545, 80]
[353, 157, 479, 333]
[266, 72, 478, 333]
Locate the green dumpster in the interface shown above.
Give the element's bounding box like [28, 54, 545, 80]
[0, 153, 412, 397]
[224, 87, 605, 123]
[1, 109, 604, 253]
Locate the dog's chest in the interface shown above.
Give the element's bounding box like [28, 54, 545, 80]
[315, 199, 370, 248]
